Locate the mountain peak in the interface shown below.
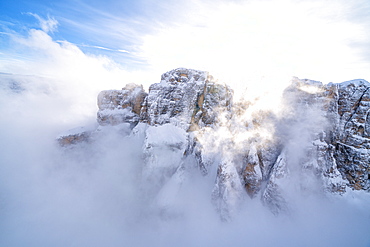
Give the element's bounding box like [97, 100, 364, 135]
[58, 68, 370, 219]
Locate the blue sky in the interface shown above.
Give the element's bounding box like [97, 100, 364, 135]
[1, 0, 370, 91]
[0, 0, 153, 68]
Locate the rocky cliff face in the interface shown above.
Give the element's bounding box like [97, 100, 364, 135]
[58, 68, 370, 219]
[97, 83, 147, 127]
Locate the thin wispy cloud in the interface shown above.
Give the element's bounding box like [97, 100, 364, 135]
[26, 13, 58, 33]
[55, 41, 131, 53]
[0, 31, 13, 35]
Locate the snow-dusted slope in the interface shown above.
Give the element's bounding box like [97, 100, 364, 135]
[58, 68, 370, 219]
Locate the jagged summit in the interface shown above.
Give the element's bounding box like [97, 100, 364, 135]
[159, 68, 210, 84]
[96, 68, 232, 131]
[58, 68, 370, 220]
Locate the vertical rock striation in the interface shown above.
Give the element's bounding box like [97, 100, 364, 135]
[97, 83, 147, 127]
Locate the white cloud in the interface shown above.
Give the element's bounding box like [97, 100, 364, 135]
[33, 0, 370, 95]
[0, 27, 157, 128]
[27, 13, 59, 33]
[0, 6, 370, 246]
[139, 0, 370, 87]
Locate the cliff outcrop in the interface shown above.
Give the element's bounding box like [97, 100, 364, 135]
[58, 68, 370, 219]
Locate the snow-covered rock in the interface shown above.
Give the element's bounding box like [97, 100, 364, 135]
[57, 126, 93, 146]
[97, 83, 147, 126]
[140, 68, 232, 131]
[140, 124, 187, 200]
[57, 68, 370, 219]
[333, 79, 370, 191]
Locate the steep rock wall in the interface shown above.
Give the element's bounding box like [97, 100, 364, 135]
[57, 68, 369, 219]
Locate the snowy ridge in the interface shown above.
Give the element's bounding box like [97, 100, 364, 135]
[58, 68, 370, 219]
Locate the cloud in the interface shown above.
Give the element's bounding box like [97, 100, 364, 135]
[138, 0, 370, 87]
[27, 13, 59, 33]
[0, 4, 370, 246]
[0, 24, 159, 128]
[12, 0, 368, 93]
[0, 94, 369, 247]
[63, 42, 131, 54]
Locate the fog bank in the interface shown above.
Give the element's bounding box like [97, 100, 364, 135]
[0, 72, 370, 247]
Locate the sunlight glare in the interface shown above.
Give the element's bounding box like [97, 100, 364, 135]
[141, 0, 368, 107]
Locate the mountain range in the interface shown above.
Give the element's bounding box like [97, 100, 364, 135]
[58, 68, 370, 220]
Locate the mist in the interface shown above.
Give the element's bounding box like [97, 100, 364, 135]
[1, 6, 370, 247]
[1, 69, 370, 247]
